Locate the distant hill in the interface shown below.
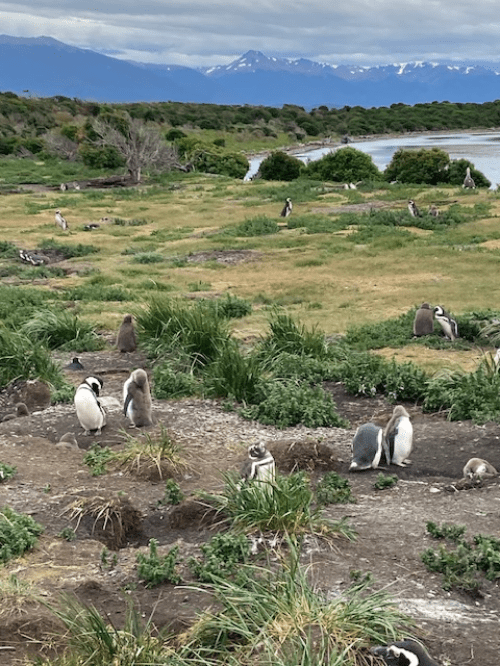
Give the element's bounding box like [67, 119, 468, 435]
[2, 36, 500, 107]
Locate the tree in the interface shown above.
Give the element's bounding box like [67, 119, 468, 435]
[303, 146, 381, 182]
[258, 151, 303, 181]
[384, 147, 450, 185]
[92, 114, 179, 183]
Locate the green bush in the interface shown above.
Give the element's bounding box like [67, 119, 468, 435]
[203, 341, 264, 403]
[0, 506, 44, 563]
[0, 328, 66, 389]
[79, 143, 125, 169]
[258, 151, 303, 181]
[303, 146, 381, 182]
[257, 312, 329, 361]
[40, 239, 100, 259]
[447, 158, 491, 188]
[22, 309, 104, 352]
[136, 539, 181, 587]
[316, 472, 355, 505]
[83, 444, 116, 476]
[373, 474, 399, 490]
[384, 147, 450, 185]
[189, 532, 250, 583]
[160, 479, 184, 505]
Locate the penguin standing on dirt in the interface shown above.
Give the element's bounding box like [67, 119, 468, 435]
[280, 198, 293, 218]
[463, 457, 498, 480]
[74, 376, 106, 435]
[123, 368, 153, 427]
[383, 405, 413, 467]
[413, 302, 434, 337]
[349, 423, 384, 472]
[371, 639, 440, 665]
[433, 305, 458, 341]
[407, 200, 421, 217]
[55, 209, 68, 231]
[116, 314, 137, 353]
[240, 442, 276, 484]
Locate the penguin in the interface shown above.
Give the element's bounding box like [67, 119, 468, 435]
[60, 183, 68, 191]
[2, 402, 29, 422]
[240, 442, 276, 485]
[56, 433, 79, 450]
[463, 166, 475, 189]
[65, 357, 85, 371]
[55, 209, 68, 231]
[413, 302, 434, 337]
[19, 250, 45, 266]
[462, 457, 498, 480]
[428, 204, 439, 217]
[433, 305, 458, 341]
[371, 639, 440, 666]
[349, 423, 384, 472]
[123, 369, 153, 427]
[116, 314, 137, 353]
[407, 200, 421, 217]
[84, 223, 100, 230]
[280, 198, 293, 218]
[74, 376, 106, 435]
[383, 405, 413, 467]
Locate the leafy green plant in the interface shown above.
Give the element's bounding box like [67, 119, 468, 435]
[316, 472, 355, 504]
[152, 365, 200, 399]
[83, 444, 116, 476]
[426, 521, 466, 543]
[0, 506, 44, 563]
[189, 532, 250, 583]
[373, 473, 399, 490]
[0, 461, 16, 482]
[258, 150, 303, 180]
[257, 311, 329, 361]
[58, 527, 77, 542]
[161, 479, 184, 505]
[136, 539, 181, 587]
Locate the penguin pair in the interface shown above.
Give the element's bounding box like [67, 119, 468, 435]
[349, 406, 413, 471]
[74, 376, 106, 435]
[280, 198, 292, 218]
[372, 639, 439, 666]
[123, 368, 153, 427]
[240, 442, 276, 485]
[433, 305, 458, 341]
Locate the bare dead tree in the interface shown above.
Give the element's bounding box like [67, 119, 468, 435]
[92, 115, 180, 184]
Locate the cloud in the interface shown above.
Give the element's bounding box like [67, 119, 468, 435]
[1, 0, 500, 66]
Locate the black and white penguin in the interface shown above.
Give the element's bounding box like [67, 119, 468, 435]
[413, 303, 434, 337]
[123, 368, 153, 427]
[433, 305, 458, 341]
[240, 442, 276, 484]
[280, 198, 293, 218]
[463, 166, 475, 189]
[116, 314, 137, 353]
[84, 223, 100, 230]
[383, 405, 413, 467]
[74, 376, 106, 435]
[407, 200, 421, 217]
[349, 423, 384, 472]
[463, 457, 498, 480]
[55, 209, 68, 231]
[371, 638, 440, 666]
[65, 357, 85, 371]
[19, 250, 45, 266]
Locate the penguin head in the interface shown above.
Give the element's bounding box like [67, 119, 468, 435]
[131, 368, 148, 387]
[433, 305, 444, 317]
[248, 442, 268, 460]
[420, 302, 431, 310]
[391, 405, 410, 419]
[85, 376, 103, 396]
[371, 639, 438, 666]
[123, 314, 133, 324]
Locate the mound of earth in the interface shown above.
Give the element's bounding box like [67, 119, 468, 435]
[0, 348, 498, 665]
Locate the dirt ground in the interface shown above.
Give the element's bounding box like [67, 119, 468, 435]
[0, 349, 498, 665]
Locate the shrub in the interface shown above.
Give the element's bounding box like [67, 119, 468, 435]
[0, 462, 16, 482]
[447, 158, 491, 188]
[0, 506, 44, 563]
[303, 146, 381, 182]
[0, 328, 66, 388]
[225, 215, 279, 237]
[373, 474, 399, 490]
[213, 293, 252, 319]
[384, 147, 450, 185]
[136, 539, 181, 587]
[257, 312, 329, 361]
[160, 479, 184, 505]
[316, 472, 355, 504]
[189, 532, 250, 583]
[40, 239, 100, 259]
[22, 309, 104, 351]
[258, 151, 303, 181]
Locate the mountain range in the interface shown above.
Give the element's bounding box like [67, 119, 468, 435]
[2, 35, 500, 108]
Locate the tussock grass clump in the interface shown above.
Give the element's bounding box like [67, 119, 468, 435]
[153, 364, 200, 399]
[202, 340, 264, 403]
[181, 547, 410, 666]
[131, 251, 165, 264]
[22, 309, 104, 352]
[204, 471, 355, 541]
[257, 311, 329, 361]
[221, 215, 280, 237]
[0, 328, 66, 388]
[40, 238, 100, 258]
[136, 297, 231, 368]
[0, 506, 44, 563]
[64, 283, 135, 302]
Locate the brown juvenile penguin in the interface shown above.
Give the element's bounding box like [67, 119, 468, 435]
[413, 302, 434, 336]
[462, 457, 498, 480]
[2, 402, 29, 422]
[116, 314, 137, 353]
[123, 368, 153, 427]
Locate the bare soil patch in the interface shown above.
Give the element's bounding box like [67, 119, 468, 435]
[0, 350, 498, 665]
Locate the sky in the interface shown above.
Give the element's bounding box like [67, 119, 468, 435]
[2, 0, 500, 69]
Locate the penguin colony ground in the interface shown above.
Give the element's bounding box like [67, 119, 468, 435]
[123, 368, 153, 427]
[74, 376, 106, 435]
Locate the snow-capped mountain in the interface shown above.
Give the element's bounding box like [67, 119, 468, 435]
[1, 37, 500, 107]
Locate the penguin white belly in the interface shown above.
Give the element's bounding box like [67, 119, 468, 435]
[74, 386, 106, 434]
[391, 416, 413, 465]
[123, 376, 134, 419]
[253, 456, 276, 484]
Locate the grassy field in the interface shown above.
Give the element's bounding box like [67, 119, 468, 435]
[2, 170, 500, 373]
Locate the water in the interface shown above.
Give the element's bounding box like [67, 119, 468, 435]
[245, 131, 500, 188]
